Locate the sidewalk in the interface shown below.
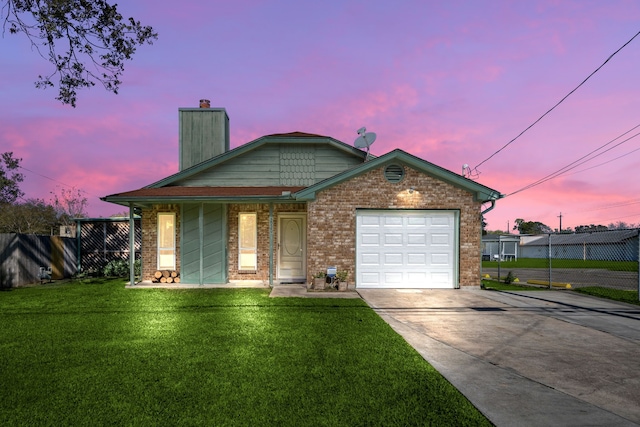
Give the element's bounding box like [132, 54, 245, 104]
[269, 284, 360, 298]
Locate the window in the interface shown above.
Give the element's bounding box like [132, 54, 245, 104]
[157, 213, 176, 270]
[239, 213, 257, 270]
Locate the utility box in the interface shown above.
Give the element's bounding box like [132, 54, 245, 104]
[327, 266, 336, 278]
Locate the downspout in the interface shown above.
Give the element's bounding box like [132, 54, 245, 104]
[269, 203, 274, 287]
[481, 199, 496, 216]
[480, 198, 497, 285]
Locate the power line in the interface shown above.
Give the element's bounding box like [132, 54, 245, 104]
[18, 165, 91, 195]
[578, 212, 640, 226]
[580, 199, 640, 212]
[563, 145, 640, 177]
[506, 123, 640, 196]
[472, 29, 640, 173]
[19, 165, 77, 189]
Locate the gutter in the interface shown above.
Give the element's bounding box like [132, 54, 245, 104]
[481, 191, 503, 216]
[481, 200, 496, 216]
[100, 194, 300, 208]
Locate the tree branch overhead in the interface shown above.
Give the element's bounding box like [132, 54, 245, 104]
[2, 0, 157, 107]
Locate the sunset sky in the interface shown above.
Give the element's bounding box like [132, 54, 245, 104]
[2, 0, 640, 233]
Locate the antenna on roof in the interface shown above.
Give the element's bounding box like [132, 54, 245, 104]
[462, 164, 480, 180]
[354, 127, 376, 161]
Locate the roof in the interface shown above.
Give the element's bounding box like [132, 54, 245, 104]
[147, 132, 367, 189]
[74, 216, 140, 222]
[295, 149, 502, 203]
[522, 230, 639, 246]
[482, 235, 521, 243]
[102, 186, 305, 206]
[265, 131, 328, 138]
[102, 135, 502, 207]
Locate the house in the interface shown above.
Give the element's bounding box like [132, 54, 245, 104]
[102, 103, 502, 289]
[481, 235, 520, 261]
[519, 230, 639, 261]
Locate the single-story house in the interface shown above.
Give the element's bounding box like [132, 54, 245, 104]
[481, 235, 520, 261]
[102, 103, 502, 288]
[519, 230, 639, 261]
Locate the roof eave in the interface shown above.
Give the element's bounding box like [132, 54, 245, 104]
[101, 195, 301, 207]
[294, 149, 502, 202]
[147, 135, 368, 189]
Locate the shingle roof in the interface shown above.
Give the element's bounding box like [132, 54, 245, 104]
[265, 131, 328, 138]
[523, 229, 639, 246]
[294, 149, 502, 203]
[105, 186, 306, 199]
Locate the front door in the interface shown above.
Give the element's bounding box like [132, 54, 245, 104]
[278, 214, 306, 282]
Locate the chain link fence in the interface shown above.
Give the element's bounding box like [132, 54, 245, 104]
[76, 218, 141, 274]
[482, 229, 639, 301]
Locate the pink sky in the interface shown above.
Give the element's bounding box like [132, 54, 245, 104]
[2, 0, 640, 232]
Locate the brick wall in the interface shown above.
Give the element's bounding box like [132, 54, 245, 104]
[141, 204, 180, 281]
[227, 203, 306, 281]
[138, 165, 484, 287]
[306, 165, 483, 287]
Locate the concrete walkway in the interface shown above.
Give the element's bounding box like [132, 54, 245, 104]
[358, 289, 640, 427]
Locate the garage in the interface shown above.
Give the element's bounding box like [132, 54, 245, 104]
[356, 210, 458, 288]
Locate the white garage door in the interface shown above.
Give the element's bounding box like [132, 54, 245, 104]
[356, 210, 457, 288]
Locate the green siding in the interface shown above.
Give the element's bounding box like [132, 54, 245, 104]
[174, 144, 363, 187]
[179, 109, 230, 171]
[181, 204, 200, 284]
[181, 203, 226, 284]
[202, 204, 225, 283]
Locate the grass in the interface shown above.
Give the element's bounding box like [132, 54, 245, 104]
[482, 279, 640, 306]
[482, 258, 637, 271]
[481, 279, 547, 291]
[573, 286, 640, 305]
[0, 279, 491, 426]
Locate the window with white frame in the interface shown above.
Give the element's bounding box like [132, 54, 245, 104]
[238, 213, 257, 271]
[157, 213, 176, 270]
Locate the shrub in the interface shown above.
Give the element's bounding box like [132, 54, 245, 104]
[102, 259, 141, 278]
[504, 271, 515, 284]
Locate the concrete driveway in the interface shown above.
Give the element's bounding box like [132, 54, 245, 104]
[358, 288, 640, 427]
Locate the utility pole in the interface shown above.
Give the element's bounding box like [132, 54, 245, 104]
[558, 212, 563, 232]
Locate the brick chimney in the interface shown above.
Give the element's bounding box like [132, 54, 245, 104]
[179, 100, 229, 171]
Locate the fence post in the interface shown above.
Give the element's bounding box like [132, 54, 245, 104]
[76, 220, 82, 274]
[548, 234, 552, 289]
[129, 205, 136, 286]
[497, 236, 501, 282]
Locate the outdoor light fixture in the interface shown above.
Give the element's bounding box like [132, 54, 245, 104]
[408, 186, 415, 194]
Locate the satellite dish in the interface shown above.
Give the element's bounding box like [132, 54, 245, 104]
[354, 127, 376, 160]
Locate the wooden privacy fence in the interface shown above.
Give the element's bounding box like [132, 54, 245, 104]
[0, 234, 77, 288]
[0, 218, 141, 288]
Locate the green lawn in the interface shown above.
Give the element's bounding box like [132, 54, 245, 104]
[481, 279, 547, 291]
[0, 279, 491, 426]
[573, 286, 640, 305]
[482, 280, 640, 305]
